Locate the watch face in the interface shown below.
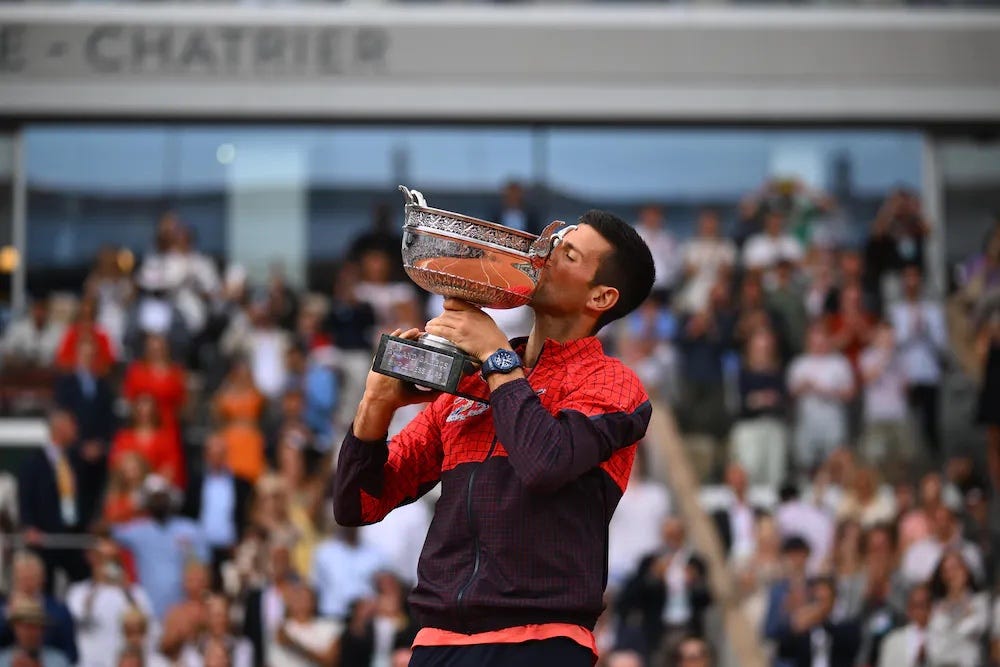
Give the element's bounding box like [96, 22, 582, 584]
[494, 350, 515, 370]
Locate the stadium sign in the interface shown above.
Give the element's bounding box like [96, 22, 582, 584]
[0, 23, 389, 78]
[1, 6, 999, 122]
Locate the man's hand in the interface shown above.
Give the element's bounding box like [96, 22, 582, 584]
[363, 328, 442, 409]
[426, 298, 510, 362]
[354, 328, 440, 441]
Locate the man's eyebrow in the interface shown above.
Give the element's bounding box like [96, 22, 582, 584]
[562, 241, 582, 255]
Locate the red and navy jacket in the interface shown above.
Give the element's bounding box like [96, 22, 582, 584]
[333, 336, 652, 636]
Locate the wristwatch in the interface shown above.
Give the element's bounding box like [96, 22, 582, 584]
[480, 348, 523, 380]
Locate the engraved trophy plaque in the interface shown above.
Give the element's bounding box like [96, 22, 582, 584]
[372, 186, 574, 397]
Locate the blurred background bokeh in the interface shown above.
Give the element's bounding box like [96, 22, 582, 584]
[0, 3, 999, 667]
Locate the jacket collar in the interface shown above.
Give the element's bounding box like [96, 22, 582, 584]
[511, 335, 604, 368]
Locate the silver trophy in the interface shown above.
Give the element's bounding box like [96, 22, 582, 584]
[372, 185, 575, 397]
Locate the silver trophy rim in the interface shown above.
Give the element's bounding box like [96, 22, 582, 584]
[399, 185, 539, 242]
[402, 224, 534, 259]
[404, 203, 539, 241]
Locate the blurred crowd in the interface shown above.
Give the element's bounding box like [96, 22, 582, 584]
[0, 178, 998, 667]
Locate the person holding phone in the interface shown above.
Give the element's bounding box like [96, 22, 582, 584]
[66, 537, 155, 667]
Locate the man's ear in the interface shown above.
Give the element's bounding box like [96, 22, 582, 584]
[588, 285, 619, 317]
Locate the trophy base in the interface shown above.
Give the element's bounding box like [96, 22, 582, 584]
[373, 333, 483, 400]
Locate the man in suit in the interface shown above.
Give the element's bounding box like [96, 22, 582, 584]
[17, 409, 89, 588]
[242, 541, 298, 667]
[53, 337, 116, 446]
[711, 464, 757, 562]
[773, 577, 861, 667]
[877, 585, 931, 667]
[181, 433, 253, 588]
[491, 181, 540, 235]
[616, 517, 712, 664]
[53, 338, 112, 524]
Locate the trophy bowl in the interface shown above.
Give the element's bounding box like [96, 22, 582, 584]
[399, 186, 541, 310]
[372, 186, 574, 400]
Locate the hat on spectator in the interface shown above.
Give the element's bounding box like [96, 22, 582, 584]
[7, 597, 48, 625]
[142, 473, 181, 507]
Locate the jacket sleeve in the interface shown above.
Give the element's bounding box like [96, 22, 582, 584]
[489, 363, 651, 494]
[333, 401, 445, 526]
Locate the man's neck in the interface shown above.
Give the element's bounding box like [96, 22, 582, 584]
[524, 312, 595, 367]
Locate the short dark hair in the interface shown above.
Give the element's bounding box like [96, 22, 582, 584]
[579, 210, 655, 332]
[779, 481, 800, 503]
[781, 535, 811, 555]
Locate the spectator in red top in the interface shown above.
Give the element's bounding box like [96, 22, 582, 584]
[123, 333, 187, 447]
[103, 451, 150, 526]
[826, 283, 876, 380]
[110, 394, 183, 489]
[56, 298, 115, 376]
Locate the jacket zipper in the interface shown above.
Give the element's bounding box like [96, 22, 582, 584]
[453, 346, 542, 631]
[455, 435, 498, 630]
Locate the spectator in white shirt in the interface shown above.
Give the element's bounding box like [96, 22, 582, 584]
[889, 265, 947, 456]
[221, 302, 290, 400]
[710, 464, 757, 564]
[836, 466, 896, 529]
[901, 505, 984, 587]
[359, 497, 431, 587]
[633, 204, 683, 300]
[1, 297, 66, 368]
[354, 248, 420, 334]
[66, 538, 156, 667]
[876, 584, 931, 667]
[271, 584, 341, 667]
[774, 483, 834, 575]
[311, 526, 387, 620]
[742, 211, 804, 278]
[678, 209, 736, 314]
[85, 247, 134, 356]
[607, 445, 671, 589]
[787, 324, 855, 473]
[170, 226, 221, 339]
[859, 321, 913, 470]
[926, 551, 988, 667]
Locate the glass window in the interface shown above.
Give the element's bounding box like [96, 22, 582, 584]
[23, 124, 535, 293]
[22, 124, 923, 298]
[540, 128, 923, 242]
[939, 137, 1000, 268]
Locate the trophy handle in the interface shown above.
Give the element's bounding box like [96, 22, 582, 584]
[398, 185, 427, 208]
[529, 220, 577, 269]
